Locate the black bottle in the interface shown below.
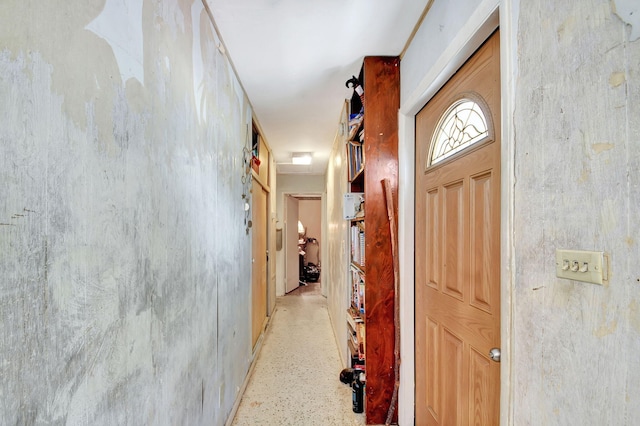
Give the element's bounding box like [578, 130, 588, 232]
[352, 372, 365, 413]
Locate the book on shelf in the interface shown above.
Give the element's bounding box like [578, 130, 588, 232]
[348, 306, 364, 322]
[347, 311, 357, 330]
[350, 328, 359, 346]
[348, 113, 363, 140]
[347, 322, 366, 362]
[359, 231, 365, 267]
[350, 266, 365, 314]
[347, 140, 364, 181]
[343, 192, 364, 220]
[348, 338, 359, 358]
[350, 224, 365, 268]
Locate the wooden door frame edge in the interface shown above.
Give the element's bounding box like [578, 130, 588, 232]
[251, 169, 270, 193]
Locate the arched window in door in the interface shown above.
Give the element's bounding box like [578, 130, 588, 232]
[428, 92, 494, 166]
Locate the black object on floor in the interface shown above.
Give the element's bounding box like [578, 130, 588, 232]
[352, 372, 364, 413]
[304, 263, 320, 282]
[340, 368, 355, 385]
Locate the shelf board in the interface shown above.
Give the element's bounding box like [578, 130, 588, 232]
[349, 167, 364, 183]
[350, 261, 365, 273]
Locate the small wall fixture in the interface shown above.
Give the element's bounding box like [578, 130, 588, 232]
[292, 152, 312, 165]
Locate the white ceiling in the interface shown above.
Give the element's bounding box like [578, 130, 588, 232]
[206, 0, 430, 175]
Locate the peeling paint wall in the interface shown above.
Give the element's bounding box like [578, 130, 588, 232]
[514, 0, 640, 423]
[0, 1, 253, 424]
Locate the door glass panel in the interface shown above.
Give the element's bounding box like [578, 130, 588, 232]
[429, 97, 491, 165]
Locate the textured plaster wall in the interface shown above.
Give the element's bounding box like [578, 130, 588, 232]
[0, 1, 252, 424]
[513, 0, 640, 423]
[325, 111, 351, 367]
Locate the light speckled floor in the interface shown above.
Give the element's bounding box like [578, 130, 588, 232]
[232, 282, 365, 426]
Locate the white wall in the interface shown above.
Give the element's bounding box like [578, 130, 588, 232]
[400, 0, 640, 424]
[268, 155, 278, 315]
[0, 1, 253, 424]
[299, 199, 322, 248]
[324, 107, 351, 367]
[401, 0, 498, 106]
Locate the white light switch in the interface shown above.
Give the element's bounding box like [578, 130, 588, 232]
[555, 249, 607, 285]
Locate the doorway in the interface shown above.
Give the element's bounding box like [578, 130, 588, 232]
[414, 30, 501, 425]
[284, 195, 322, 294]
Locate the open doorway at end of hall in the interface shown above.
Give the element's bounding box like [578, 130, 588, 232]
[284, 194, 322, 295]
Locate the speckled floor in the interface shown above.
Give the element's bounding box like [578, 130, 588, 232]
[231, 282, 365, 426]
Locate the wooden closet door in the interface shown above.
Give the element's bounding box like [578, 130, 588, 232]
[251, 180, 268, 349]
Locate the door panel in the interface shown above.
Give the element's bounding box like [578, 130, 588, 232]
[415, 30, 501, 425]
[470, 171, 495, 313]
[425, 189, 440, 289]
[442, 327, 464, 425]
[251, 180, 268, 349]
[470, 346, 493, 425]
[443, 180, 465, 300]
[426, 317, 440, 419]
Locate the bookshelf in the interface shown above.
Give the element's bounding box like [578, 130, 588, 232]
[343, 56, 399, 424]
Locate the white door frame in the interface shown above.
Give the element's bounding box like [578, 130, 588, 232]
[284, 194, 300, 293]
[282, 192, 325, 295]
[397, 1, 516, 424]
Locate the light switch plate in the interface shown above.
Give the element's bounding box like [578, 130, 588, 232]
[555, 249, 607, 285]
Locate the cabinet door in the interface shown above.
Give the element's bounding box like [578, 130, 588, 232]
[251, 180, 268, 349]
[285, 195, 300, 293]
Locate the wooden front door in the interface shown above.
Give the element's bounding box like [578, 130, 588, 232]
[251, 179, 268, 349]
[415, 31, 501, 425]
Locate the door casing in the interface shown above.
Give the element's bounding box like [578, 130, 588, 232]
[284, 195, 300, 293]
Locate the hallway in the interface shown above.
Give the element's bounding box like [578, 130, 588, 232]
[231, 282, 365, 425]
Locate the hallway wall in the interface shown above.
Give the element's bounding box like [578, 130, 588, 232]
[0, 1, 253, 424]
[299, 199, 322, 257]
[511, 0, 640, 423]
[325, 106, 351, 367]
